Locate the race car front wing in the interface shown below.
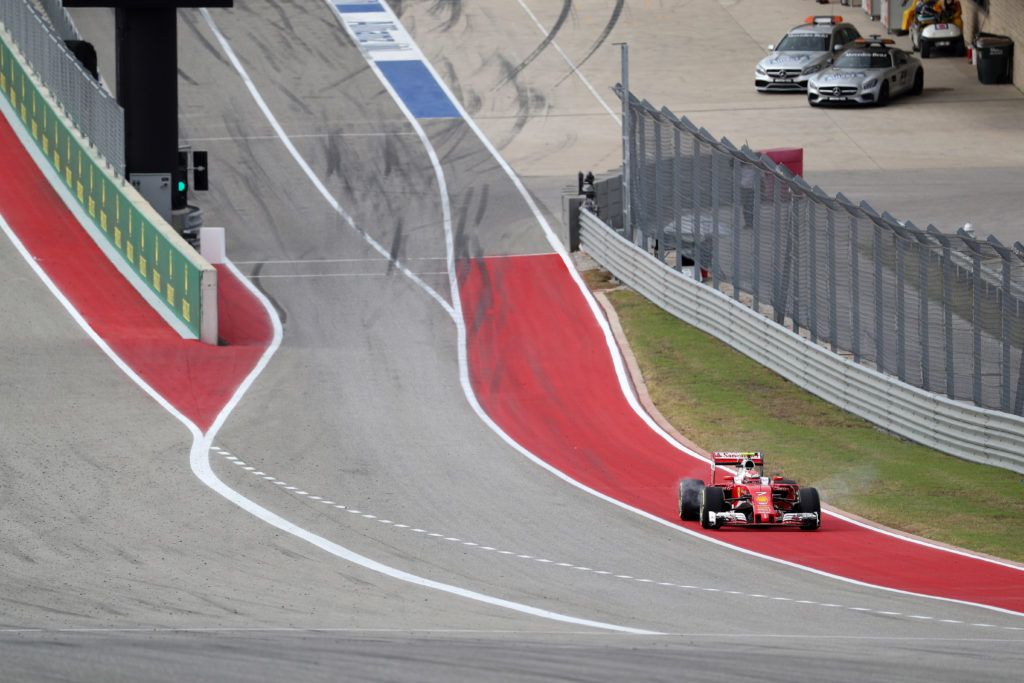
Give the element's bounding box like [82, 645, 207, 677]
[709, 511, 819, 527]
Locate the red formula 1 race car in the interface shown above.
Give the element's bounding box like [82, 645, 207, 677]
[677, 452, 821, 531]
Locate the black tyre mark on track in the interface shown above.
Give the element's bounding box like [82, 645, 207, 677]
[497, 0, 573, 87]
[177, 67, 199, 87]
[325, 127, 343, 178]
[180, 11, 233, 69]
[495, 55, 548, 149]
[263, 0, 296, 36]
[439, 57, 482, 115]
[427, 0, 463, 33]
[474, 184, 489, 227]
[556, 0, 624, 86]
[386, 217, 404, 275]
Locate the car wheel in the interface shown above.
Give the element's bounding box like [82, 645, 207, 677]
[678, 478, 704, 521]
[700, 486, 726, 530]
[796, 487, 821, 531]
[912, 69, 924, 95]
[877, 81, 890, 107]
[920, 39, 931, 58]
[955, 38, 967, 58]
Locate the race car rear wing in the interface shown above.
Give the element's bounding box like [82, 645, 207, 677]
[710, 452, 763, 484]
[711, 452, 763, 467]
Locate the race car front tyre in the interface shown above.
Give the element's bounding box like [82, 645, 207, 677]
[796, 487, 821, 531]
[700, 486, 726, 530]
[920, 39, 931, 58]
[678, 478, 704, 521]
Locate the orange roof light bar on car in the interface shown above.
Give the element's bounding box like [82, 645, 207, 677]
[805, 15, 843, 24]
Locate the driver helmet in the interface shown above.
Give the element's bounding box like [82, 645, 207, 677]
[740, 458, 759, 480]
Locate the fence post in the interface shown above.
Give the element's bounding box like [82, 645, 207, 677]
[960, 231, 984, 406]
[932, 229, 956, 400]
[907, 223, 931, 392]
[1001, 248, 1013, 412]
[820, 190, 838, 352]
[891, 221, 907, 383]
[692, 135, 703, 281]
[673, 125, 683, 270]
[898, 238, 907, 381]
[873, 221, 885, 371]
[653, 116, 664, 262]
[710, 147, 721, 290]
[732, 155, 742, 302]
[751, 155, 763, 311]
[849, 210, 861, 363]
[1015, 243, 1024, 414]
[617, 44, 631, 242]
[987, 236, 1014, 412]
[770, 168, 783, 323]
[808, 199, 818, 343]
[635, 113, 646, 250]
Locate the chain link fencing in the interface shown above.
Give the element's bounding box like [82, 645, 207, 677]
[608, 89, 1024, 417]
[1, 0, 124, 176]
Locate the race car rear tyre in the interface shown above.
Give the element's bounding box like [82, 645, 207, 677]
[678, 479, 703, 521]
[955, 38, 967, 58]
[921, 39, 931, 59]
[796, 487, 821, 531]
[912, 69, 924, 96]
[877, 82, 890, 107]
[700, 486, 726, 530]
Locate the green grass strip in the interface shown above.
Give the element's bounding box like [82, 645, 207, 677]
[597, 278, 1024, 563]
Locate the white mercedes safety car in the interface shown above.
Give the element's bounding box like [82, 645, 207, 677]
[755, 16, 861, 92]
[807, 37, 924, 106]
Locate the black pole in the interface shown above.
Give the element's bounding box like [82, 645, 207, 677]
[115, 6, 181, 208]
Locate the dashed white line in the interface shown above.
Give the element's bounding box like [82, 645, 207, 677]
[213, 450, 1023, 633]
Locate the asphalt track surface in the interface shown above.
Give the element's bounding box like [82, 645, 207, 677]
[1, 1, 1022, 681]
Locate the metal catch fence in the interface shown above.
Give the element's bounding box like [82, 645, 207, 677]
[617, 89, 1024, 416]
[1, 0, 124, 176]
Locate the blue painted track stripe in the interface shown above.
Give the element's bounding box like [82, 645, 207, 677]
[376, 60, 461, 120]
[336, 2, 384, 13]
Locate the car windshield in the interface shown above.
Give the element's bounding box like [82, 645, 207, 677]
[776, 34, 830, 52]
[834, 51, 891, 68]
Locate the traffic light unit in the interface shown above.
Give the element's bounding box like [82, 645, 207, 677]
[173, 148, 210, 208]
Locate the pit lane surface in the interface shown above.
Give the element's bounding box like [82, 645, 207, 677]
[1, 1, 1021, 680]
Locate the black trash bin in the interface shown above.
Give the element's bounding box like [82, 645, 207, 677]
[975, 34, 1014, 84]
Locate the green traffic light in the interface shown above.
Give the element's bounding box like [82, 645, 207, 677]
[177, 180, 187, 192]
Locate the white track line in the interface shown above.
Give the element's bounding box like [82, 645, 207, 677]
[2, 190, 656, 632]
[215, 450, 1024, 633]
[188, 9, 657, 637]
[198, 11, 453, 318]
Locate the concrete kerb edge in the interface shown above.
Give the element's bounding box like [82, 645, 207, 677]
[592, 286, 711, 461]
